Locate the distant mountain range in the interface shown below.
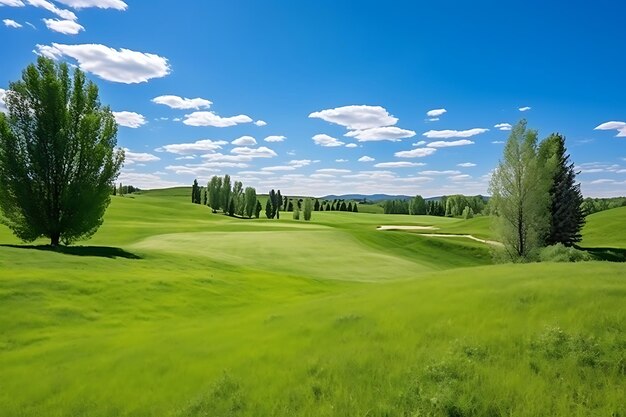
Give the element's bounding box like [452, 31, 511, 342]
[320, 194, 489, 202]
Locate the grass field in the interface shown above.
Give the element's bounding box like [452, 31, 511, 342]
[0, 189, 624, 416]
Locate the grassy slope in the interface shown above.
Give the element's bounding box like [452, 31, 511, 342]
[581, 206, 626, 248]
[0, 193, 624, 416]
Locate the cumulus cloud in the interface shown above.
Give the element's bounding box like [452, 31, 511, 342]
[344, 126, 415, 142]
[113, 111, 147, 128]
[182, 111, 253, 127]
[423, 128, 488, 138]
[231, 136, 257, 146]
[312, 134, 344, 147]
[289, 159, 315, 168]
[27, 0, 76, 20]
[152, 95, 211, 110]
[594, 121, 626, 137]
[0, 0, 25, 5]
[264, 135, 286, 142]
[309, 105, 398, 130]
[426, 139, 474, 148]
[254, 120, 267, 127]
[419, 170, 461, 175]
[374, 161, 426, 168]
[358, 156, 375, 162]
[118, 172, 181, 189]
[457, 162, 476, 167]
[55, 0, 127, 10]
[3, 18, 22, 27]
[494, 123, 512, 131]
[42, 18, 83, 34]
[345, 143, 358, 148]
[0, 89, 7, 113]
[395, 148, 437, 158]
[123, 149, 160, 165]
[230, 146, 277, 158]
[35, 43, 170, 83]
[426, 108, 446, 117]
[156, 139, 228, 155]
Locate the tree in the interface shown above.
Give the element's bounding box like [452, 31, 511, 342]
[255, 200, 262, 218]
[409, 195, 427, 215]
[314, 199, 320, 211]
[230, 180, 243, 216]
[0, 57, 124, 246]
[207, 176, 222, 213]
[303, 198, 313, 221]
[221, 174, 232, 213]
[265, 199, 272, 219]
[112, 185, 117, 196]
[489, 120, 551, 261]
[462, 206, 474, 219]
[202, 187, 207, 205]
[352, 203, 358, 213]
[293, 205, 300, 220]
[538, 133, 585, 246]
[191, 179, 201, 204]
[276, 190, 282, 218]
[244, 187, 257, 218]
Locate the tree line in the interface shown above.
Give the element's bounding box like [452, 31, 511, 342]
[112, 183, 140, 196]
[581, 197, 626, 216]
[382, 195, 486, 218]
[490, 120, 585, 261]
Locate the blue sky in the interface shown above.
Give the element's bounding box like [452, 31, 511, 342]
[1, 0, 625, 197]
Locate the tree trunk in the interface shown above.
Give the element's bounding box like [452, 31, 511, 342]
[50, 232, 60, 246]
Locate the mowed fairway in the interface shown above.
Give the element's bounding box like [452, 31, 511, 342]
[0, 190, 624, 417]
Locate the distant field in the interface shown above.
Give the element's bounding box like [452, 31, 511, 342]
[0, 190, 624, 416]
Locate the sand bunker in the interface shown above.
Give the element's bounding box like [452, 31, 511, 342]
[376, 225, 439, 231]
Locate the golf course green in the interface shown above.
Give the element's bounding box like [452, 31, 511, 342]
[0, 189, 624, 416]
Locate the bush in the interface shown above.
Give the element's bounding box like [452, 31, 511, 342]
[539, 243, 592, 263]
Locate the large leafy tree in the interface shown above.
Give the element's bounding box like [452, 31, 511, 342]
[489, 120, 551, 261]
[538, 133, 585, 246]
[0, 57, 124, 246]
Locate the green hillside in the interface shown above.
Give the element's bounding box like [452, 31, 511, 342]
[0, 192, 624, 416]
[581, 206, 626, 248]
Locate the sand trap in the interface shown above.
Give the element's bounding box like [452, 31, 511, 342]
[377, 226, 502, 246]
[377, 225, 439, 231]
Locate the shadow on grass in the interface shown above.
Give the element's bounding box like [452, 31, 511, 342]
[579, 247, 626, 262]
[0, 244, 142, 259]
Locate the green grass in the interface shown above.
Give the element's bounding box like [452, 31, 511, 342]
[0, 192, 624, 416]
[581, 206, 626, 248]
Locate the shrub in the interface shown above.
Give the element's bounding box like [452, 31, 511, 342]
[539, 243, 592, 262]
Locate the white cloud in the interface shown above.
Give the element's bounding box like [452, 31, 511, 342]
[0, 0, 25, 5]
[335, 159, 348, 162]
[309, 105, 398, 130]
[261, 165, 296, 172]
[419, 170, 461, 175]
[345, 143, 358, 148]
[427, 139, 474, 148]
[182, 111, 253, 127]
[492, 140, 505, 144]
[42, 18, 83, 34]
[426, 108, 446, 117]
[112, 111, 147, 128]
[231, 135, 256, 146]
[519, 106, 531, 112]
[358, 156, 375, 162]
[449, 174, 472, 181]
[264, 135, 286, 142]
[423, 128, 488, 138]
[312, 133, 344, 147]
[123, 149, 160, 164]
[54, 0, 127, 10]
[316, 168, 351, 174]
[254, 120, 267, 127]
[156, 139, 228, 155]
[374, 161, 425, 168]
[457, 162, 476, 167]
[152, 95, 211, 110]
[175, 156, 195, 160]
[118, 172, 181, 189]
[0, 89, 7, 113]
[427, 118, 439, 122]
[3, 18, 22, 28]
[395, 148, 437, 158]
[412, 140, 427, 146]
[344, 126, 415, 142]
[27, 0, 76, 20]
[289, 159, 314, 168]
[594, 121, 626, 137]
[494, 123, 512, 131]
[35, 43, 170, 84]
[230, 146, 277, 158]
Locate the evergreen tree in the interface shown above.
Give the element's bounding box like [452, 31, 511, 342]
[293, 205, 300, 220]
[538, 133, 585, 246]
[255, 200, 262, 218]
[191, 179, 199, 204]
[314, 199, 320, 211]
[207, 176, 222, 213]
[0, 57, 123, 245]
[303, 198, 313, 221]
[276, 190, 282, 217]
[340, 201, 347, 211]
[244, 187, 257, 218]
[221, 175, 232, 213]
[265, 198, 272, 219]
[202, 187, 207, 205]
[288, 200, 294, 211]
[353, 203, 358, 213]
[112, 185, 117, 196]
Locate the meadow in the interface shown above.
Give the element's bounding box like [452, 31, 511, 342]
[0, 189, 624, 416]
